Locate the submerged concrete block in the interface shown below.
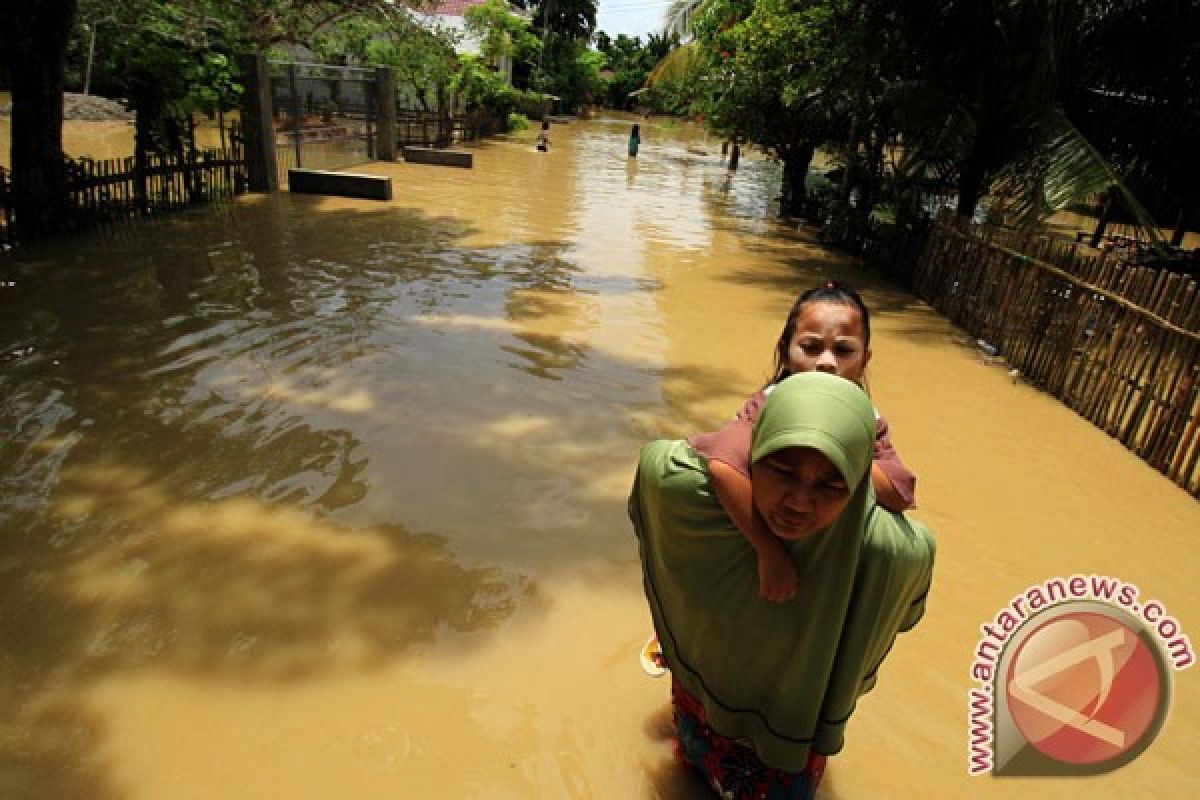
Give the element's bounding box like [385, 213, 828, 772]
[288, 169, 392, 200]
[402, 146, 473, 169]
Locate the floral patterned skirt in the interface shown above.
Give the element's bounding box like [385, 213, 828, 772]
[672, 681, 827, 800]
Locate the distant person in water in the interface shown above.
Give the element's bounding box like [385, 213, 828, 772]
[536, 121, 550, 152]
[628, 124, 641, 158]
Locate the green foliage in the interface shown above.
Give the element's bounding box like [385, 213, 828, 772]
[642, 0, 1194, 237]
[532, 34, 604, 111]
[465, 0, 541, 63]
[506, 111, 531, 132]
[218, 0, 421, 51]
[590, 31, 680, 109]
[454, 53, 542, 122]
[74, 0, 243, 154]
[531, 0, 597, 40]
[308, 12, 459, 108]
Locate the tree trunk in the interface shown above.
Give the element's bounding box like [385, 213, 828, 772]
[956, 156, 986, 221]
[862, 129, 886, 215]
[780, 142, 815, 217]
[838, 117, 859, 209]
[1170, 207, 1191, 249]
[1090, 194, 1114, 248]
[6, 0, 79, 240]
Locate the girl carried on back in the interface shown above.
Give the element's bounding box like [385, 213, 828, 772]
[692, 279, 916, 602]
[642, 279, 917, 673]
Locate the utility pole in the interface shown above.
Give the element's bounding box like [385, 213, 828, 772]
[82, 22, 96, 95]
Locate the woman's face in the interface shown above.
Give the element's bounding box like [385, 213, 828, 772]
[752, 447, 851, 540]
[785, 302, 870, 384]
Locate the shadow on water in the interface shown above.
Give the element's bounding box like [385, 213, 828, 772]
[0, 194, 740, 797]
[705, 219, 950, 340]
[636, 702, 717, 799]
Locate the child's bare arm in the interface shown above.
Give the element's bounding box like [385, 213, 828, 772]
[709, 459, 797, 602]
[871, 463, 912, 512]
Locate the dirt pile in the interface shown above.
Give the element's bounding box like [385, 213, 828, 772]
[0, 92, 133, 121]
[63, 93, 133, 120]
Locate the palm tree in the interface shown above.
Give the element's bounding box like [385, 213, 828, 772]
[892, 0, 1172, 240]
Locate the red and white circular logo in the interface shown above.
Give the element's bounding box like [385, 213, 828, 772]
[1000, 605, 1170, 773]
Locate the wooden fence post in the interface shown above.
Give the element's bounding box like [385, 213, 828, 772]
[238, 52, 278, 192]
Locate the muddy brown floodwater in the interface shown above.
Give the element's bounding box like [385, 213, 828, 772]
[1, 116, 1197, 799]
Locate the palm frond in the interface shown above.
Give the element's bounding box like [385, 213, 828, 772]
[993, 108, 1165, 248]
[894, 104, 976, 188]
[646, 40, 703, 86]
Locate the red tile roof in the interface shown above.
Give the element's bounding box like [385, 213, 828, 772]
[423, 0, 490, 16]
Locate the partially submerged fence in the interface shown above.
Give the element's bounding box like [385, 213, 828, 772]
[916, 212, 1200, 495]
[395, 109, 504, 147]
[0, 127, 247, 249]
[265, 61, 505, 182]
[396, 109, 460, 148]
[270, 61, 379, 185]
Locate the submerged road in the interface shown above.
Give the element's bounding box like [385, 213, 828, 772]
[0, 116, 1196, 799]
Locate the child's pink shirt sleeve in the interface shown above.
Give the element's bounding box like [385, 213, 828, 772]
[874, 414, 918, 508]
[686, 391, 763, 478]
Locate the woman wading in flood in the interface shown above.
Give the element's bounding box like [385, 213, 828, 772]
[629, 372, 935, 799]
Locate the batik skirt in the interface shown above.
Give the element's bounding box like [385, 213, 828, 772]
[672, 681, 827, 800]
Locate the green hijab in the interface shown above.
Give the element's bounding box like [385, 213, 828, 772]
[630, 372, 935, 771]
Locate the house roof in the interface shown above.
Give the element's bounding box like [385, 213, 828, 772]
[423, 0, 490, 16]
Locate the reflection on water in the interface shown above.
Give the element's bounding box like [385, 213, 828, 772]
[2, 115, 1197, 799]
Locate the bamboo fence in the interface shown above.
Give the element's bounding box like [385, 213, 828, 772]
[63, 143, 247, 218]
[0, 128, 247, 248]
[915, 212, 1200, 496]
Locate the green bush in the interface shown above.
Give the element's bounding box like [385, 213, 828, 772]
[506, 112, 530, 132]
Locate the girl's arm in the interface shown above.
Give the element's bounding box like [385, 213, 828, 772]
[709, 459, 798, 602]
[872, 415, 917, 512]
[871, 463, 910, 512]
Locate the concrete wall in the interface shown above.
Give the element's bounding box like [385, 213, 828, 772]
[402, 147, 473, 169]
[288, 169, 393, 200]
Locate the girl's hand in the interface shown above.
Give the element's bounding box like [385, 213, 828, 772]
[756, 546, 799, 602]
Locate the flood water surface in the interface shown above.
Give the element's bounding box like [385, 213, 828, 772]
[1, 118, 1197, 799]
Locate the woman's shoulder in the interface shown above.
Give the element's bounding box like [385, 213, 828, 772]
[634, 440, 725, 521]
[861, 507, 936, 567]
[637, 439, 709, 487]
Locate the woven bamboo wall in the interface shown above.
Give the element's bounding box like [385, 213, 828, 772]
[915, 214, 1200, 496]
